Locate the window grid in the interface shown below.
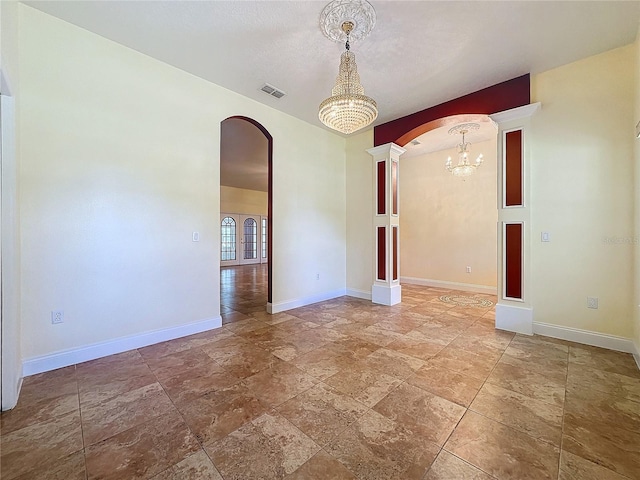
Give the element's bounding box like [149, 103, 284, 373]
[221, 217, 236, 261]
[243, 218, 257, 260]
[262, 218, 267, 259]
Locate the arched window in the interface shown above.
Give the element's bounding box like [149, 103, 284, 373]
[221, 216, 236, 261]
[243, 218, 257, 260]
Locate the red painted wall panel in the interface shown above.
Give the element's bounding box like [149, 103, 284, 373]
[377, 161, 386, 215]
[505, 130, 523, 206]
[377, 226, 386, 281]
[505, 223, 523, 299]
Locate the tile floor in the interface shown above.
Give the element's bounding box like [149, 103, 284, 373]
[2, 264, 640, 479]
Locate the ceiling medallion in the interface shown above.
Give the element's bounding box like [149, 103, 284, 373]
[320, 0, 376, 42]
[445, 123, 484, 177]
[318, 1, 378, 135]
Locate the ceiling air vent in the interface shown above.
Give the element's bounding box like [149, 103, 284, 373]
[260, 83, 286, 99]
[410, 139, 421, 146]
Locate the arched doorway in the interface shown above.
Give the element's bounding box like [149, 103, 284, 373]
[220, 116, 273, 313]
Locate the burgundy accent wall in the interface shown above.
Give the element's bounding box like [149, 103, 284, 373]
[374, 74, 530, 147]
[505, 223, 523, 299]
[377, 161, 386, 215]
[505, 130, 523, 206]
[393, 226, 398, 281]
[377, 227, 386, 281]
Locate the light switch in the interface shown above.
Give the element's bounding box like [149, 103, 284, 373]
[541, 232, 550, 242]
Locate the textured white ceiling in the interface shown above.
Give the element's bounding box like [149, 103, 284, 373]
[23, 1, 640, 190]
[25, 0, 640, 137]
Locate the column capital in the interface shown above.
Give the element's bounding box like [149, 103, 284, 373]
[490, 102, 541, 126]
[367, 142, 406, 160]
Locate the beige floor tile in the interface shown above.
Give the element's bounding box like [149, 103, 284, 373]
[428, 346, 500, 381]
[205, 411, 321, 479]
[470, 382, 563, 446]
[558, 450, 628, 480]
[78, 362, 158, 407]
[85, 410, 200, 480]
[159, 362, 244, 406]
[11, 450, 87, 480]
[324, 366, 402, 407]
[373, 382, 466, 446]
[406, 363, 484, 407]
[562, 411, 640, 479]
[151, 450, 223, 480]
[360, 347, 425, 379]
[81, 382, 175, 445]
[567, 361, 640, 403]
[424, 450, 494, 480]
[325, 409, 440, 480]
[1, 410, 84, 480]
[144, 347, 217, 383]
[569, 345, 640, 379]
[241, 362, 319, 407]
[445, 411, 560, 480]
[486, 361, 566, 407]
[284, 450, 357, 479]
[277, 383, 368, 446]
[177, 382, 268, 445]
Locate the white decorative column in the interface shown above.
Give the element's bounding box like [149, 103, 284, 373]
[367, 143, 406, 306]
[490, 103, 540, 334]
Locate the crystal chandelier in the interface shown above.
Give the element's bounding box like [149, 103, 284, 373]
[319, 0, 378, 135]
[446, 123, 484, 177]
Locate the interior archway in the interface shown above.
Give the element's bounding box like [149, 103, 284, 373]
[220, 116, 273, 309]
[399, 113, 499, 297]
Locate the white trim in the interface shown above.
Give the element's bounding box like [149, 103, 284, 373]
[533, 322, 638, 356]
[633, 342, 640, 370]
[22, 317, 222, 377]
[267, 288, 346, 314]
[496, 304, 533, 335]
[346, 288, 372, 300]
[400, 276, 497, 295]
[489, 102, 541, 124]
[372, 284, 401, 306]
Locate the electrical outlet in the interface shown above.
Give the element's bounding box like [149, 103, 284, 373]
[316, 273, 320, 280]
[587, 297, 599, 309]
[466, 266, 471, 273]
[51, 310, 64, 324]
[192, 231, 200, 242]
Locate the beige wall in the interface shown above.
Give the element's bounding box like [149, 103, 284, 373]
[345, 129, 373, 297]
[531, 44, 635, 338]
[18, 5, 346, 363]
[220, 186, 267, 216]
[400, 138, 497, 288]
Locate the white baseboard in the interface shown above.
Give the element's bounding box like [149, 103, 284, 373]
[496, 304, 533, 335]
[633, 342, 640, 370]
[22, 316, 222, 377]
[533, 322, 637, 355]
[1, 376, 22, 412]
[400, 276, 497, 295]
[346, 288, 372, 300]
[267, 289, 346, 314]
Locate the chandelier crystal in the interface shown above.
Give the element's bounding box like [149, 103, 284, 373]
[319, 2, 378, 135]
[446, 123, 484, 177]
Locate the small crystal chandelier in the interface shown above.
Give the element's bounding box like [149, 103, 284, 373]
[446, 123, 484, 177]
[319, 0, 378, 135]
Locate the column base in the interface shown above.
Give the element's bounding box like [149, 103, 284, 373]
[372, 284, 402, 306]
[495, 303, 533, 334]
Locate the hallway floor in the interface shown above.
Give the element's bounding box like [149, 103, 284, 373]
[2, 264, 639, 479]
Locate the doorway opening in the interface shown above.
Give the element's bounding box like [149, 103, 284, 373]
[219, 116, 273, 318]
[399, 114, 499, 296]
